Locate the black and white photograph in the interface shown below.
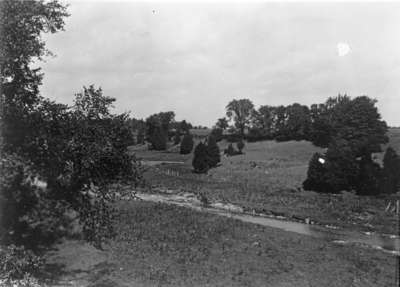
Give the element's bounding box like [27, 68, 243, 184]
[1, 0, 399, 286]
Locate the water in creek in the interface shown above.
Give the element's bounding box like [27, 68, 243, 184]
[135, 192, 400, 256]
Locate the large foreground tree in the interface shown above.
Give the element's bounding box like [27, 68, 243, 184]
[304, 95, 388, 195]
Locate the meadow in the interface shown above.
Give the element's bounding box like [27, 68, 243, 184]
[42, 130, 399, 286]
[136, 128, 400, 234]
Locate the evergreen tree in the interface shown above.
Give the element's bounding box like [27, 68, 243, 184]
[380, 147, 400, 194]
[303, 140, 359, 193]
[206, 135, 220, 167]
[192, 142, 209, 173]
[149, 126, 167, 150]
[180, 134, 194, 154]
[303, 152, 330, 193]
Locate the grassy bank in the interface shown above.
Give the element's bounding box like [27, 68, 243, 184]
[46, 200, 397, 286]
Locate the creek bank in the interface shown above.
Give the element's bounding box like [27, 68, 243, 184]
[128, 189, 400, 256]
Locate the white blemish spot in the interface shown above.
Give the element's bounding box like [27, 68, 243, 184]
[337, 42, 351, 57]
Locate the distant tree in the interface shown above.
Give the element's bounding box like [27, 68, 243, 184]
[178, 120, 192, 134]
[380, 147, 400, 194]
[173, 133, 181, 145]
[192, 142, 209, 173]
[226, 99, 254, 137]
[145, 111, 175, 150]
[206, 135, 220, 167]
[180, 134, 194, 154]
[210, 128, 223, 142]
[250, 105, 274, 138]
[285, 103, 311, 140]
[216, 117, 229, 130]
[273, 106, 288, 141]
[308, 103, 334, 147]
[136, 126, 145, 145]
[236, 139, 245, 154]
[125, 118, 146, 145]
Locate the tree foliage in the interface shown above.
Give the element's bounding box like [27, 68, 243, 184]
[192, 142, 209, 173]
[226, 99, 254, 137]
[206, 135, 220, 167]
[180, 134, 194, 154]
[215, 117, 229, 130]
[145, 111, 174, 150]
[303, 140, 360, 194]
[0, 0, 143, 253]
[308, 95, 388, 154]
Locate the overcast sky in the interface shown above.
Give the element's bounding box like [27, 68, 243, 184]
[41, 1, 400, 127]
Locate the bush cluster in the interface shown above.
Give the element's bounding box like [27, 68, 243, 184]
[304, 145, 399, 195]
[192, 135, 221, 173]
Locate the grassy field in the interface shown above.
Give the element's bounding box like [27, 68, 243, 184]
[136, 129, 400, 234]
[43, 130, 399, 286]
[46, 201, 397, 287]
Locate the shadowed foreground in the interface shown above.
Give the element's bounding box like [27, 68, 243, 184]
[44, 200, 396, 287]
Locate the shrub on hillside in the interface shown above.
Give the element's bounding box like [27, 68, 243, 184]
[380, 147, 400, 194]
[206, 135, 220, 167]
[236, 139, 245, 154]
[192, 142, 209, 173]
[149, 126, 167, 150]
[302, 153, 330, 193]
[303, 140, 359, 193]
[180, 134, 194, 154]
